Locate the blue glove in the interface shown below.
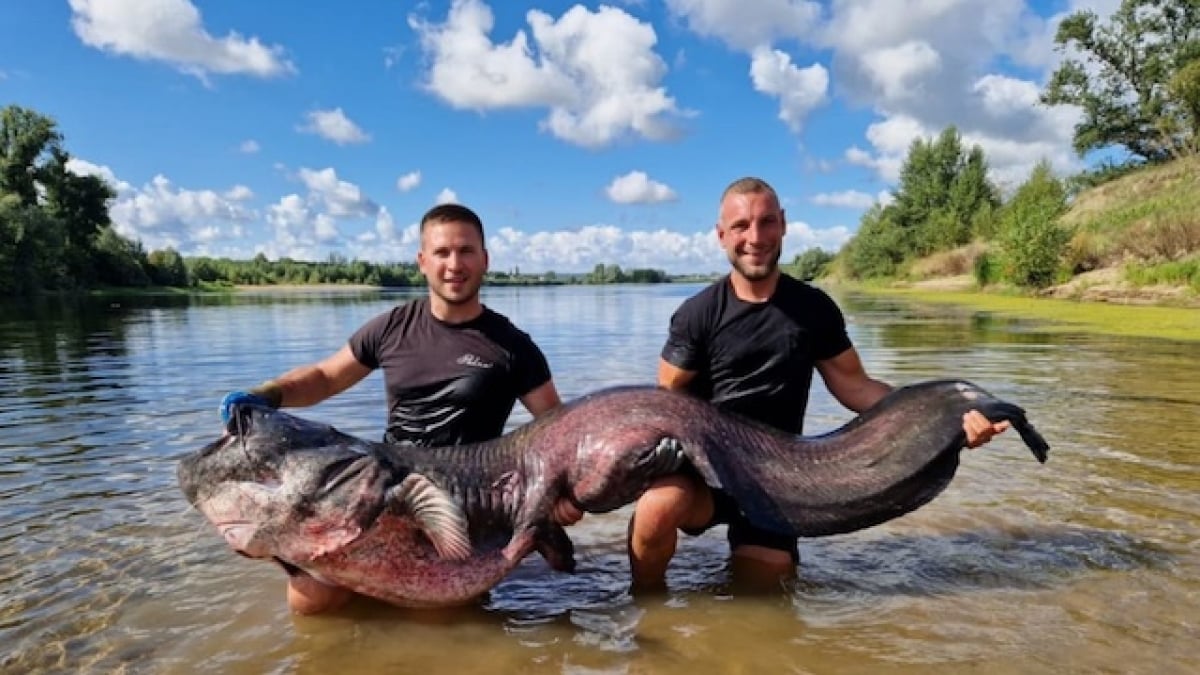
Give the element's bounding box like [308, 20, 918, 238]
[219, 391, 276, 425]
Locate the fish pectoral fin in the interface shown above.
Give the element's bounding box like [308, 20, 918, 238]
[534, 521, 576, 573]
[387, 474, 473, 561]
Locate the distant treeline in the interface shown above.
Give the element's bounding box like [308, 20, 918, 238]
[182, 255, 689, 288]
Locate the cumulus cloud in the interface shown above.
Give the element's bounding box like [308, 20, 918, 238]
[435, 188, 459, 204]
[106, 174, 256, 252]
[223, 185, 254, 201]
[605, 171, 677, 204]
[660, 0, 1086, 186]
[296, 167, 377, 217]
[812, 0, 1085, 184]
[859, 41, 941, 103]
[484, 218, 852, 274]
[810, 190, 876, 209]
[409, 0, 685, 147]
[261, 194, 328, 259]
[487, 224, 716, 273]
[68, 0, 294, 80]
[665, 0, 821, 51]
[298, 108, 370, 145]
[396, 171, 422, 192]
[65, 158, 132, 192]
[749, 47, 828, 132]
[783, 219, 854, 259]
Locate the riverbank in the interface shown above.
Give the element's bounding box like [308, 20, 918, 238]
[839, 278, 1200, 343]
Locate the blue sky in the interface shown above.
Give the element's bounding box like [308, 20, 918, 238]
[1, 0, 1117, 274]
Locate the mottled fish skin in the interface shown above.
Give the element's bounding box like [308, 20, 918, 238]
[178, 379, 1049, 608]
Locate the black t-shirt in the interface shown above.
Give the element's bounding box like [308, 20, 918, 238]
[348, 297, 552, 446]
[661, 274, 852, 434]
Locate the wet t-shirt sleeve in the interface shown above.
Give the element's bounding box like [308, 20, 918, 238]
[348, 309, 396, 369]
[661, 298, 708, 371]
[807, 288, 853, 361]
[507, 328, 553, 397]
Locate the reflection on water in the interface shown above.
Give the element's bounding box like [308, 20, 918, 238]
[1, 286, 1197, 674]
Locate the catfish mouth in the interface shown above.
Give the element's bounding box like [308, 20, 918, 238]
[215, 520, 262, 557]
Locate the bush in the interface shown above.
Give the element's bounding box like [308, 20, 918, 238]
[844, 207, 907, 278]
[996, 162, 1070, 288]
[973, 251, 1001, 286]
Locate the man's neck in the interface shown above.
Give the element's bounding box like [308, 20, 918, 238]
[429, 295, 484, 324]
[728, 269, 780, 303]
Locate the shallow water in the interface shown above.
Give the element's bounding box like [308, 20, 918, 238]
[1, 285, 1196, 674]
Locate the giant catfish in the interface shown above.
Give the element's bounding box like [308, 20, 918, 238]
[177, 380, 1050, 607]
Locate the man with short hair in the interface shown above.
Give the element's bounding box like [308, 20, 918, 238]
[220, 203, 581, 613]
[627, 177, 1009, 590]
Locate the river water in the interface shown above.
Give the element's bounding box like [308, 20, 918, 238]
[1, 284, 1196, 674]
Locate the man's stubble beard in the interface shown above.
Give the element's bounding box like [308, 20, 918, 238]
[728, 247, 781, 281]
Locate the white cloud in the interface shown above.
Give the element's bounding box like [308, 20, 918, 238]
[68, 0, 294, 80]
[65, 158, 132, 192]
[487, 224, 717, 273]
[842, 114, 925, 183]
[409, 0, 685, 147]
[811, 190, 876, 209]
[749, 47, 828, 132]
[374, 206, 397, 240]
[107, 174, 256, 252]
[484, 218, 853, 274]
[805, 156, 837, 174]
[262, 194, 330, 260]
[664, 0, 821, 51]
[435, 188, 459, 204]
[605, 171, 677, 204]
[783, 220, 854, 258]
[396, 171, 422, 192]
[298, 108, 370, 145]
[239, 139, 260, 154]
[859, 41, 942, 102]
[296, 167, 377, 217]
[223, 185, 254, 201]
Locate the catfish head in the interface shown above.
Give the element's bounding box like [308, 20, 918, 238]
[178, 404, 474, 574]
[178, 403, 393, 565]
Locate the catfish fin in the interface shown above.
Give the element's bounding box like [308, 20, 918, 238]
[534, 521, 576, 573]
[387, 473, 472, 560]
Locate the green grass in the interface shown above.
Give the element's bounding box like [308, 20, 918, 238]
[1126, 257, 1200, 290]
[859, 286, 1200, 342]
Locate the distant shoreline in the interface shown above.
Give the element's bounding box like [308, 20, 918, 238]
[233, 283, 385, 293]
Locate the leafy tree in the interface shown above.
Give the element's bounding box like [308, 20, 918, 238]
[785, 248, 834, 280]
[839, 127, 997, 279]
[147, 248, 189, 286]
[1, 105, 62, 206]
[41, 147, 115, 284]
[1041, 0, 1200, 162]
[1, 197, 66, 294]
[995, 162, 1070, 288]
[93, 226, 150, 287]
[844, 205, 907, 278]
[891, 127, 998, 256]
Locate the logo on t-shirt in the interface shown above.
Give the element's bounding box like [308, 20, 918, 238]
[456, 353, 494, 369]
